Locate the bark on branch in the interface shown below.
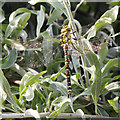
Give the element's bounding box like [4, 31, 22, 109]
[1, 112, 119, 119]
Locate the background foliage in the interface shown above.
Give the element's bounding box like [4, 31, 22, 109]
[0, 0, 120, 119]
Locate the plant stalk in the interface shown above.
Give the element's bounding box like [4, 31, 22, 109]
[62, 0, 90, 86]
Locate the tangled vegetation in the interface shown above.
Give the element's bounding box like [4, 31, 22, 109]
[0, 0, 120, 119]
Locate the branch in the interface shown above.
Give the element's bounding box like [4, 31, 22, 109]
[1, 112, 119, 119]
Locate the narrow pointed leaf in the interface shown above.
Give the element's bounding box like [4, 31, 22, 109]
[47, 9, 63, 25]
[102, 58, 120, 77]
[36, 5, 45, 37]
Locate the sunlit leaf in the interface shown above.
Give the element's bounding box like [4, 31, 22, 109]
[29, 0, 68, 17]
[71, 74, 81, 87]
[85, 65, 96, 80]
[12, 41, 26, 51]
[5, 11, 31, 39]
[20, 71, 47, 95]
[87, 6, 119, 39]
[9, 8, 31, 22]
[101, 75, 120, 89]
[102, 81, 120, 94]
[20, 72, 33, 94]
[107, 1, 120, 6]
[10, 63, 26, 76]
[46, 92, 52, 109]
[81, 37, 93, 52]
[49, 96, 71, 118]
[75, 109, 85, 119]
[25, 109, 40, 119]
[23, 86, 34, 101]
[108, 97, 120, 113]
[20, 30, 28, 43]
[28, 0, 49, 5]
[0, 85, 7, 104]
[49, 1, 68, 17]
[25, 71, 47, 87]
[0, 8, 5, 23]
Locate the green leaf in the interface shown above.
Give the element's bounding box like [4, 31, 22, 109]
[5, 24, 14, 39]
[9, 8, 31, 22]
[12, 41, 26, 51]
[71, 54, 81, 74]
[29, 0, 68, 17]
[75, 109, 85, 118]
[101, 81, 120, 94]
[49, 96, 71, 118]
[108, 46, 120, 57]
[25, 71, 47, 87]
[98, 42, 108, 62]
[20, 72, 33, 94]
[108, 97, 120, 113]
[0, 8, 5, 23]
[5, 11, 31, 39]
[87, 6, 119, 39]
[71, 74, 82, 88]
[48, 38, 60, 43]
[12, 94, 22, 107]
[0, 84, 7, 104]
[1, 70, 23, 112]
[46, 92, 52, 109]
[17, 13, 31, 28]
[36, 5, 45, 37]
[3, 39, 25, 51]
[81, 37, 94, 52]
[50, 81, 67, 96]
[86, 51, 101, 114]
[73, 86, 92, 102]
[0, 48, 17, 69]
[102, 58, 120, 77]
[10, 63, 26, 77]
[102, 24, 114, 35]
[73, 19, 82, 36]
[101, 75, 120, 89]
[29, 0, 49, 5]
[50, 66, 65, 81]
[20, 71, 47, 95]
[41, 31, 55, 73]
[85, 65, 96, 80]
[50, 1, 68, 17]
[96, 6, 118, 27]
[23, 86, 34, 101]
[87, 27, 96, 40]
[97, 106, 109, 117]
[47, 9, 63, 25]
[107, 1, 120, 6]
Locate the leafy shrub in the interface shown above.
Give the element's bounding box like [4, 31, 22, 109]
[0, 0, 120, 119]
